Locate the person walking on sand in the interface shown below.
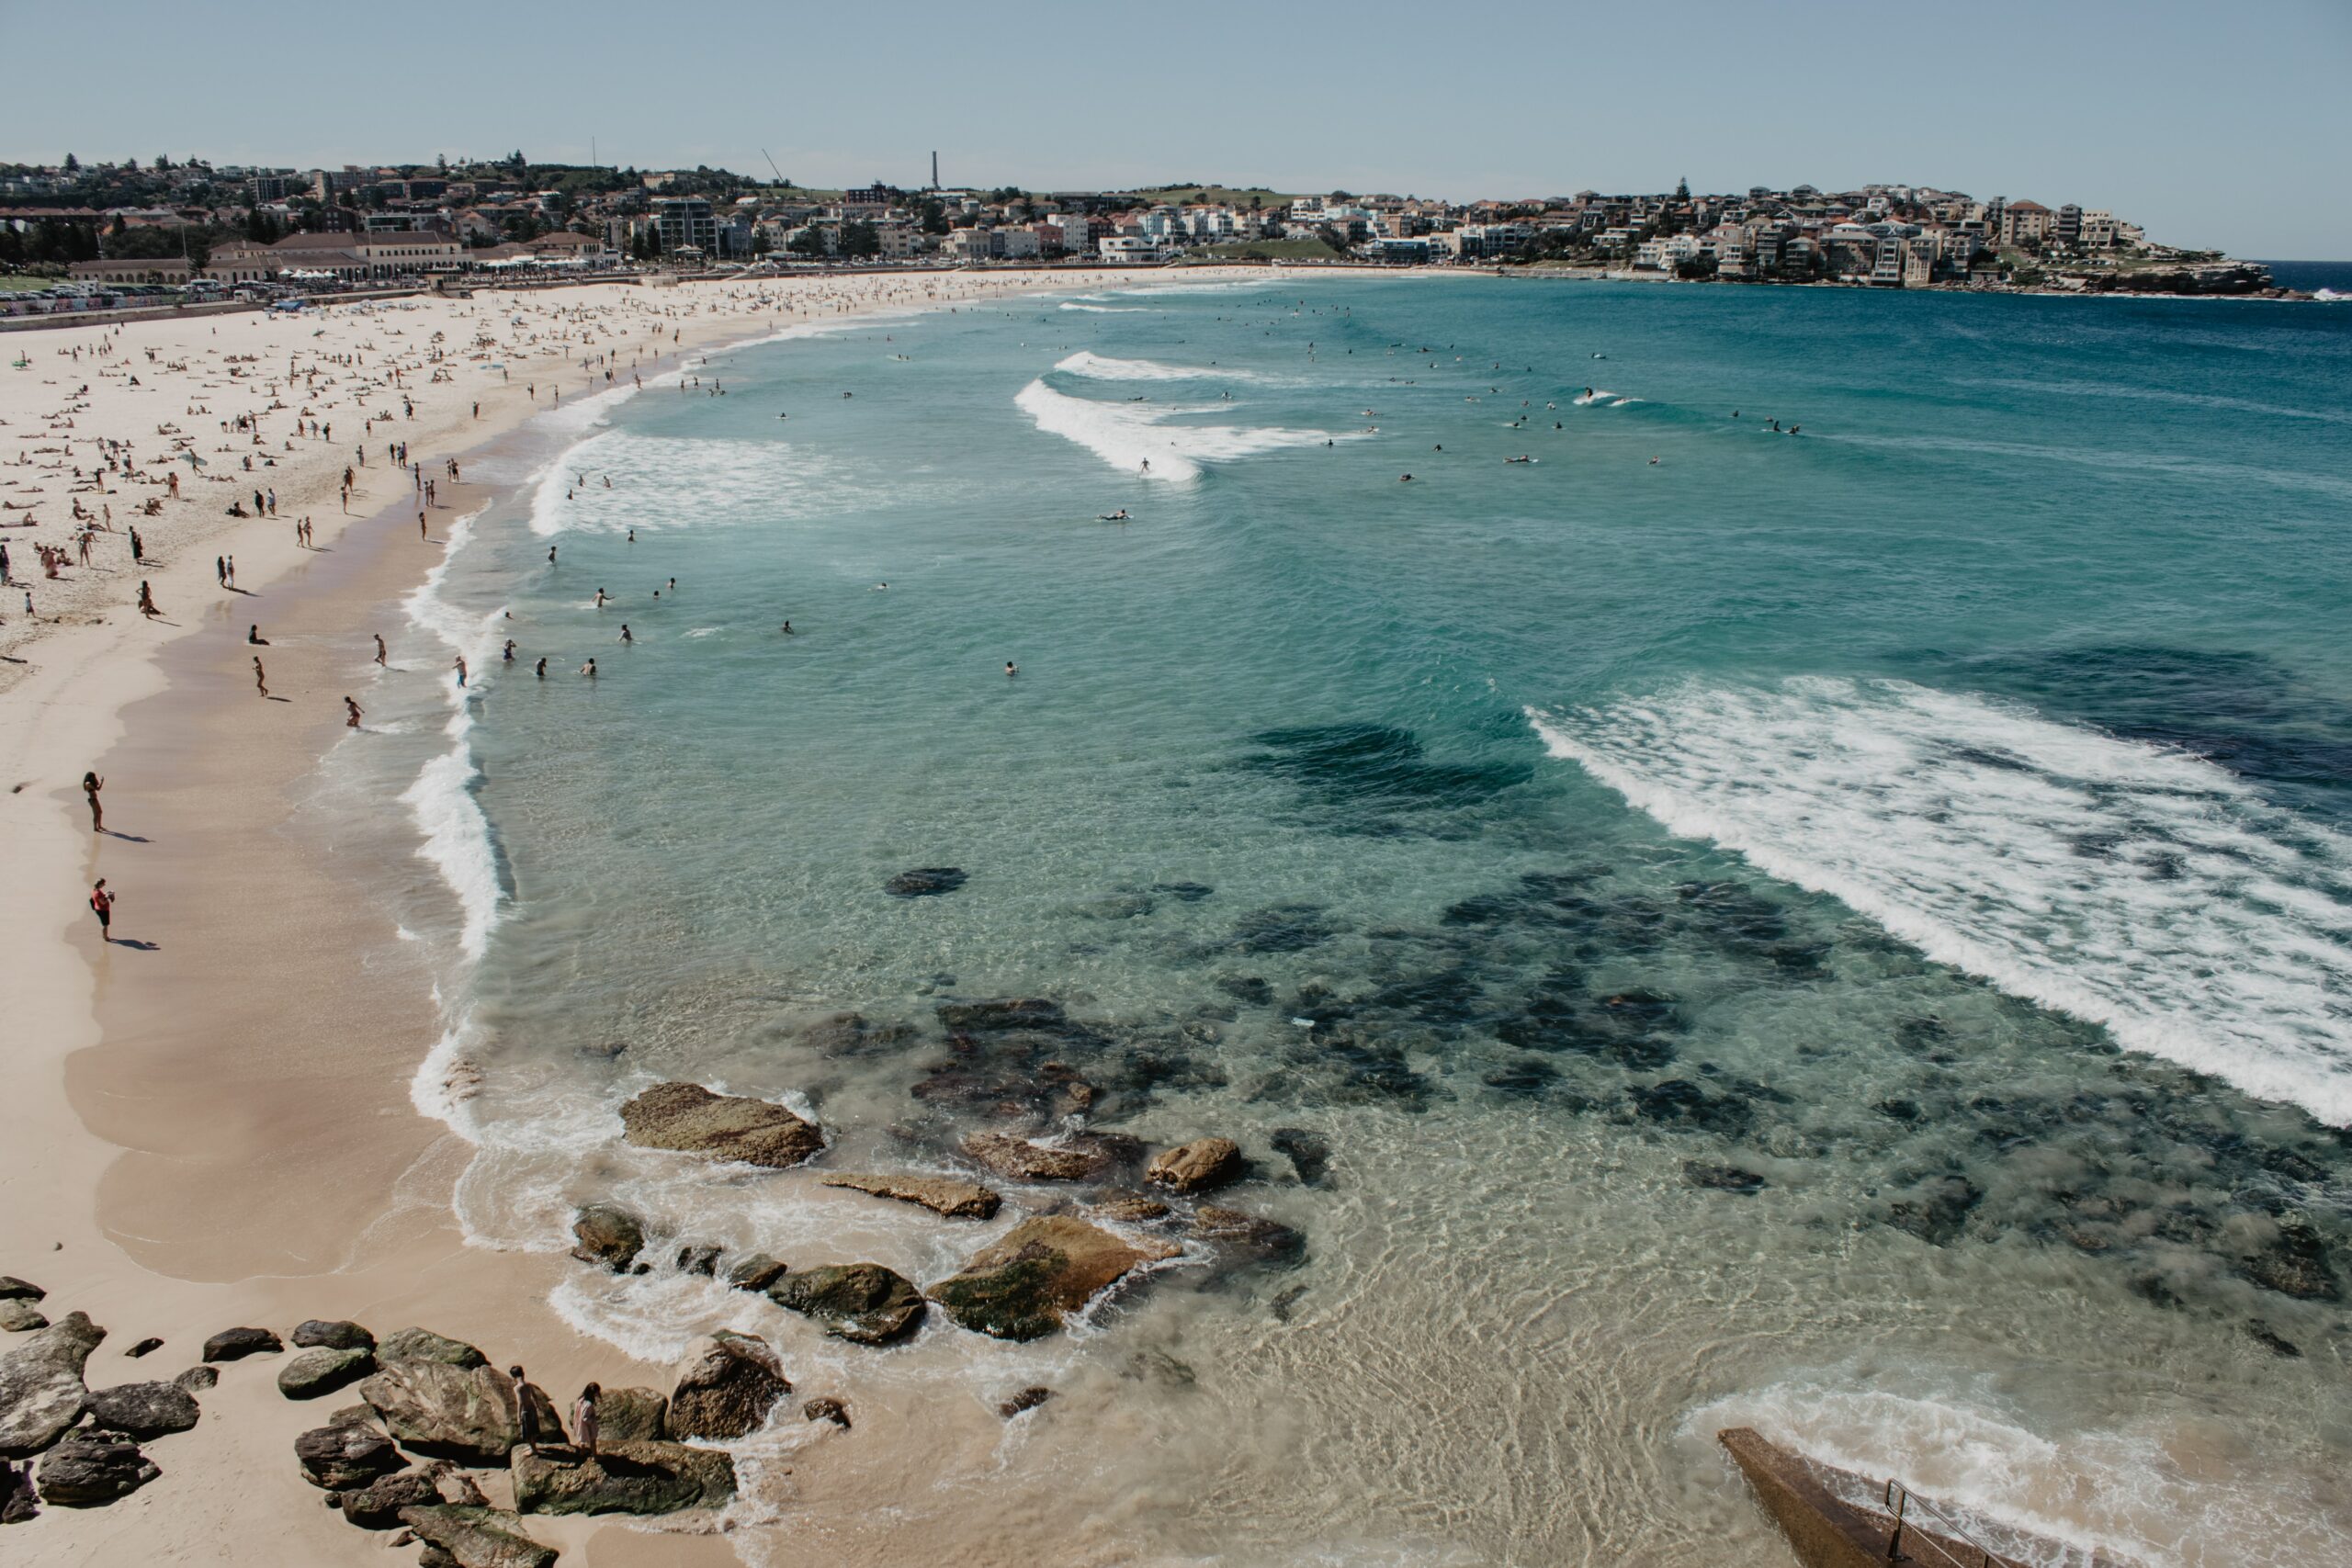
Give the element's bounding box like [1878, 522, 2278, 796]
[345, 696, 363, 729]
[89, 879, 115, 943]
[83, 771, 104, 832]
[573, 1383, 601, 1459]
[253, 656, 268, 698]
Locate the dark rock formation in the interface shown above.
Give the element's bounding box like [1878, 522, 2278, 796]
[999, 1386, 1053, 1417]
[174, 1365, 218, 1393]
[1146, 1137, 1241, 1194]
[338, 1461, 485, 1528]
[619, 1082, 825, 1168]
[674, 1245, 722, 1277]
[0, 1280, 40, 1303]
[722, 1252, 787, 1293]
[513, 1439, 736, 1516]
[802, 1397, 850, 1428]
[569, 1204, 648, 1272]
[397, 1504, 559, 1568]
[296, 1420, 403, 1490]
[820, 1171, 1001, 1220]
[1190, 1205, 1306, 1266]
[359, 1359, 521, 1463]
[85, 1380, 199, 1439]
[1684, 1161, 1767, 1194]
[278, 1346, 375, 1399]
[292, 1320, 376, 1353]
[1269, 1128, 1330, 1186]
[1, 1455, 33, 1523]
[665, 1332, 788, 1440]
[200, 1326, 282, 1363]
[125, 1337, 164, 1359]
[35, 1429, 157, 1506]
[2237, 1213, 2341, 1301]
[927, 1214, 1181, 1341]
[1884, 1175, 1984, 1247]
[593, 1387, 664, 1443]
[767, 1264, 925, 1345]
[0, 1311, 104, 1458]
[886, 867, 967, 897]
[1087, 1193, 1173, 1224]
[377, 1327, 489, 1369]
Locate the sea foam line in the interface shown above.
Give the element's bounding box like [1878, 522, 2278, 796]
[1053, 350, 1275, 383]
[1530, 677, 2352, 1124]
[1015, 378, 1340, 482]
[397, 505, 506, 960]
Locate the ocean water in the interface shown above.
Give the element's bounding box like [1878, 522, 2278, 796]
[333, 276, 2352, 1566]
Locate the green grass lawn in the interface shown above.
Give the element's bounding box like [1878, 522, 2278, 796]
[0, 273, 65, 291]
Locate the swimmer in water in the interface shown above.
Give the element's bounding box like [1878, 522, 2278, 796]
[780, 621, 793, 634]
[535, 657, 547, 679]
[580, 659, 597, 678]
[503, 639, 515, 662]
[1005, 661, 1018, 677]
[594, 589, 608, 607]
[619, 625, 633, 644]
[1399, 473, 1413, 482]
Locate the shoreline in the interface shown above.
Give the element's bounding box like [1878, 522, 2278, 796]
[0, 266, 1248, 1563]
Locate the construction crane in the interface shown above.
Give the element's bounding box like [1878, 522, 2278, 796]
[762, 149, 786, 188]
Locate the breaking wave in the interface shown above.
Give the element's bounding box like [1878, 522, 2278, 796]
[1014, 379, 1340, 482]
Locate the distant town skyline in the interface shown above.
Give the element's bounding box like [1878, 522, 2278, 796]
[3, 0, 2347, 257]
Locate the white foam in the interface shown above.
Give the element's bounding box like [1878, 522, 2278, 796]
[1057, 302, 1148, 313]
[1571, 389, 1620, 406]
[1686, 1382, 2352, 1568]
[1532, 678, 2352, 1124]
[529, 429, 866, 538]
[397, 507, 506, 961]
[1015, 378, 1340, 483]
[1053, 351, 1274, 383]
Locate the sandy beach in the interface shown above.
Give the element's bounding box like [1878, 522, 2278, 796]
[0, 265, 1261, 1565]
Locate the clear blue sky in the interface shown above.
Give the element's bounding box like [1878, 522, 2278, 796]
[4, 0, 2346, 256]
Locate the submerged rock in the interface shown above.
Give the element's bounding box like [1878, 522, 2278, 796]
[291, 1319, 375, 1353]
[767, 1264, 925, 1345]
[820, 1171, 1001, 1220]
[961, 1131, 1133, 1183]
[295, 1419, 402, 1491]
[278, 1346, 374, 1400]
[1190, 1205, 1306, 1266]
[594, 1387, 665, 1443]
[0, 1311, 104, 1459]
[569, 1204, 648, 1272]
[85, 1380, 199, 1438]
[360, 1359, 521, 1463]
[927, 1215, 1181, 1341]
[1683, 1161, 1767, 1195]
[2237, 1213, 2341, 1302]
[377, 1327, 489, 1370]
[665, 1332, 788, 1440]
[619, 1082, 825, 1168]
[998, 1386, 1053, 1418]
[1883, 1175, 1984, 1248]
[513, 1439, 735, 1517]
[802, 1397, 850, 1428]
[886, 867, 967, 897]
[1269, 1128, 1330, 1186]
[201, 1325, 282, 1363]
[36, 1430, 157, 1507]
[1147, 1137, 1242, 1194]
[722, 1252, 788, 1293]
[397, 1504, 558, 1568]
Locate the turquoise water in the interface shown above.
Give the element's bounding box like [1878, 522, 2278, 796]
[368, 277, 2352, 1566]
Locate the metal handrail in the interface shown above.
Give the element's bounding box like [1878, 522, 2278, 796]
[1881, 1478, 2004, 1568]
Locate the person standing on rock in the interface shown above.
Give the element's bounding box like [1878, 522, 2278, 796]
[572, 1383, 600, 1459]
[510, 1367, 549, 1455]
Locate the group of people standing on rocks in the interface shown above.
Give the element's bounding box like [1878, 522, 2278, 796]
[510, 1365, 601, 1457]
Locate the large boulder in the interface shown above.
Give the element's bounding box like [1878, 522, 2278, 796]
[397, 1504, 558, 1568]
[665, 1331, 788, 1440]
[569, 1204, 647, 1272]
[85, 1381, 200, 1439]
[174, 1365, 218, 1393]
[820, 1171, 1001, 1220]
[961, 1131, 1130, 1183]
[295, 1419, 403, 1490]
[0, 1311, 104, 1458]
[338, 1461, 485, 1528]
[35, 1430, 157, 1507]
[512, 1439, 736, 1517]
[1147, 1137, 1242, 1194]
[200, 1325, 282, 1362]
[619, 1082, 824, 1168]
[291, 1320, 376, 1353]
[360, 1359, 520, 1463]
[594, 1387, 665, 1444]
[928, 1215, 1182, 1341]
[0, 1302, 44, 1334]
[767, 1264, 925, 1345]
[0, 1280, 40, 1302]
[376, 1327, 489, 1369]
[278, 1346, 374, 1399]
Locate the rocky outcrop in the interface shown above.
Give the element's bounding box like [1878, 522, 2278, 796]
[377, 1327, 489, 1369]
[0, 1280, 40, 1302]
[360, 1359, 521, 1463]
[767, 1264, 925, 1345]
[961, 1131, 1135, 1183]
[724, 1252, 787, 1292]
[1270, 1128, 1330, 1186]
[569, 1204, 648, 1272]
[0, 1311, 104, 1458]
[593, 1387, 664, 1443]
[821, 1171, 1001, 1220]
[619, 1082, 824, 1168]
[201, 1326, 282, 1362]
[1087, 1193, 1173, 1224]
[296, 1419, 404, 1490]
[292, 1320, 376, 1353]
[885, 867, 967, 897]
[928, 1215, 1181, 1341]
[2238, 1213, 2341, 1302]
[336, 1461, 485, 1528]
[279, 1346, 374, 1399]
[665, 1331, 788, 1440]
[802, 1397, 850, 1428]
[1147, 1137, 1241, 1194]
[0, 1302, 45, 1334]
[85, 1381, 200, 1439]
[397, 1504, 559, 1568]
[174, 1365, 218, 1393]
[36, 1430, 158, 1506]
[512, 1439, 736, 1517]
[998, 1386, 1052, 1417]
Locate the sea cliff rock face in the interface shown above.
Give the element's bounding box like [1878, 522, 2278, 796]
[512, 1439, 736, 1516]
[665, 1331, 788, 1439]
[84, 1381, 200, 1439]
[619, 1082, 825, 1168]
[396, 1504, 558, 1568]
[928, 1215, 1182, 1341]
[0, 1312, 104, 1458]
[820, 1171, 1001, 1220]
[1146, 1137, 1242, 1194]
[767, 1264, 925, 1345]
[359, 1359, 521, 1463]
[35, 1430, 158, 1506]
